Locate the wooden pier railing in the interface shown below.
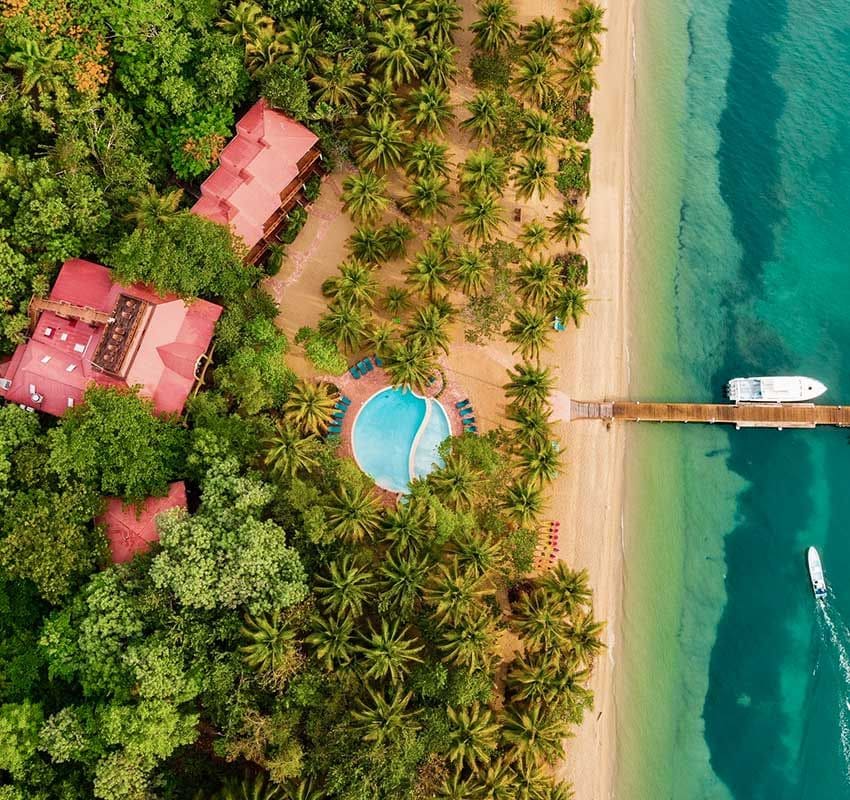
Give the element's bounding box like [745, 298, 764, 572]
[570, 400, 850, 429]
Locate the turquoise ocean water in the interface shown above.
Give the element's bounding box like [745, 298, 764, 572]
[619, 0, 850, 796]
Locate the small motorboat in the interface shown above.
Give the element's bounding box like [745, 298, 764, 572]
[726, 376, 827, 403]
[807, 546, 828, 603]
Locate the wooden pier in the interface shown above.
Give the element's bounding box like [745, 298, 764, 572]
[569, 400, 850, 429]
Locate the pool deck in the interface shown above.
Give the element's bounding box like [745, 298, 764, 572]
[322, 362, 471, 500]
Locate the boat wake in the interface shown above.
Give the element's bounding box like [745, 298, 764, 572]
[816, 598, 850, 784]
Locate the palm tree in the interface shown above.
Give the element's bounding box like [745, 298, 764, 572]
[351, 685, 420, 744]
[369, 18, 425, 85]
[423, 41, 459, 88]
[470, 0, 518, 53]
[306, 613, 355, 671]
[318, 300, 370, 352]
[283, 379, 337, 434]
[514, 157, 553, 202]
[311, 57, 365, 109]
[460, 91, 501, 144]
[502, 480, 544, 527]
[457, 194, 505, 243]
[427, 225, 455, 257]
[379, 0, 422, 24]
[350, 113, 409, 171]
[507, 404, 553, 451]
[563, 1, 606, 55]
[341, 171, 390, 223]
[405, 139, 452, 180]
[327, 259, 381, 306]
[501, 702, 567, 764]
[566, 608, 605, 666]
[379, 548, 432, 614]
[212, 774, 285, 800]
[383, 285, 413, 315]
[423, 561, 491, 625]
[541, 563, 592, 613]
[519, 220, 548, 253]
[368, 320, 399, 358]
[325, 484, 383, 544]
[406, 83, 454, 134]
[521, 110, 560, 158]
[519, 441, 561, 486]
[514, 258, 560, 309]
[405, 246, 452, 299]
[562, 48, 601, 97]
[506, 308, 551, 361]
[453, 248, 489, 296]
[514, 52, 556, 106]
[264, 422, 321, 479]
[513, 590, 570, 652]
[364, 77, 402, 117]
[218, 2, 272, 44]
[520, 16, 562, 59]
[445, 703, 500, 771]
[358, 619, 424, 682]
[429, 453, 479, 510]
[549, 205, 588, 246]
[279, 18, 323, 73]
[447, 529, 503, 577]
[381, 500, 429, 550]
[384, 339, 439, 393]
[315, 554, 377, 619]
[245, 28, 287, 75]
[408, 302, 452, 355]
[239, 611, 298, 677]
[379, 220, 415, 258]
[436, 773, 479, 800]
[551, 285, 589, 328]
[5, 40, 65, 99]
[508, 653, 560, 703]
[348, 227, 388, 264]
[511, 759, 555, 800]
[478, 756, 516, 800]
[459, 148, 509, 195]
[417, 0, 463, 44]
[439, 613, 497, 673]
[401, 175, 452, 218]
[124, 185, 183, 230]
[503, 362, 554, 410]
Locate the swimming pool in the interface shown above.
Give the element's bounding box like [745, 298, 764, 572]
[352, 387, 451, 493]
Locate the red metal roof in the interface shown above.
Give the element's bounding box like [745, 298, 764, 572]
[0, 259, 222, 417]
[99, 481, 187, 563]
[190, 98, 319, 250]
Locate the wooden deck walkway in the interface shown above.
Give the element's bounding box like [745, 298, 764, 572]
[570, 400, 850, 429]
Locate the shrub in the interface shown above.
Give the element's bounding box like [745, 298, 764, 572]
[563, 112, 594, 143]
[555, 252, 588, 287]
[303, 175, 322, 203]
[294, 327, 348, 375]
[261, 63, 311, 121]
[470, 53, 511, 90]
[280, 207, 308, 244]
[168, 107, 233, 180]
[556, 153, 591, 196]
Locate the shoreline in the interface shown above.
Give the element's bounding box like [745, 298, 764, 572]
[551, 0, 633, 796]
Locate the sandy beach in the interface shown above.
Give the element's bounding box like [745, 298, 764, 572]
[268, 0, 635, 796]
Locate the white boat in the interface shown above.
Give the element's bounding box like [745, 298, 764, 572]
[725, 376, 827, 403]
[807, 546, 827, 602]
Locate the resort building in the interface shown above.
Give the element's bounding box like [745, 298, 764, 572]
[0, 258, 222, 416]
[190, 98, 321, 265]
[99, 481, 187, 563]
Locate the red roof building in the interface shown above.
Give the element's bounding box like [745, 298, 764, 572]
[99, 481, 187, 563]
[0, 259, 222, 417]
[191, 98, 322, 264]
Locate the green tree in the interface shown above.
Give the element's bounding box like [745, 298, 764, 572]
[515, 258, 560, 308]
[283, 379, 338, 435]
[325, 259, 381, 307]
[384, 339, 439, 392]
[369, 18, 425, 85]
[260, 61, 311, 120]
[501, 702, 567, 763]
[521, 16, 562, 58]
[418, 0, 463, 44]
[405, 139, 452, 180]
[563, 1, 606, 55]
[405, 246, 452, 299]
[513, 52, 556, 106]
[406, 83, 454, 134]
[4, 41, 65, 101]
[459, 148, 509, 195]
[379, 548, 432, 615]
[351, 685, 419, 744]
[401, 175, 453, 218]
[445, 702, 499, 771]
[456, 194, 505, 242]
[351, 113, 410, 171]
[470, 0, 518, 53]
[429, 454, 479, 510]
[513, 590, 569, 652]
[503, 362, 554, 410]
[315, 554, 378, 618]
[311, 57, 365, 110]
[562, 48, 601, 97]
[549, 204, 588, 247]
[506, 308, 551, 361]
[439, 613, 496, 673]
[47, 387, 186, 503]
[541, 563, 592, 613]
[124, 185, 184, 229]
[519, 440, 561, 486]
[514, 156, 553, 201]
[318, 300, 370, 352]
[566, 608, 605, 666]
[306, 613, 355, 671]
[218, 2, 273, 45]
[453, 248, 489, 295]
[348, 227, 388, 264]
[341, 171, 390, 223]
[0, 700, 43, 781]
[325, 484, 383, 543]
[460, 91, 501, 142]
[408, 302, 453, 355]
[357, 619, 423, 683]
[519, 220, 548, 252]
[521, 109, 560, 158]
[551, 285, 589, 327]
[264, 423, 321, 479]
[423, 40, 460, 88]
[423, 560, 492, 626]
[502, 480, 543, 527]
[239, 611, 298, 678]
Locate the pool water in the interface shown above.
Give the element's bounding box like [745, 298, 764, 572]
[352, 387, 451, 493]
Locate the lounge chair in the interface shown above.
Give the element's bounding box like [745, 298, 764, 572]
[465, 425, 478, 434]
[340, 396, 352, 405]
[360, 358, 373, 373]
[327, 425, 342, 434]
[349, 363, 361, 379]
[455, 399, 470, 409]
[460, 407, 474, 417]
[332, 411, 345, 420]
[463, 417, 476, 426]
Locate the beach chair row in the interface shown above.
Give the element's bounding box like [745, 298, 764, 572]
[350, 356, 382, 379]
[455, 398, 478, 435]
[327, 395, 352, 436]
